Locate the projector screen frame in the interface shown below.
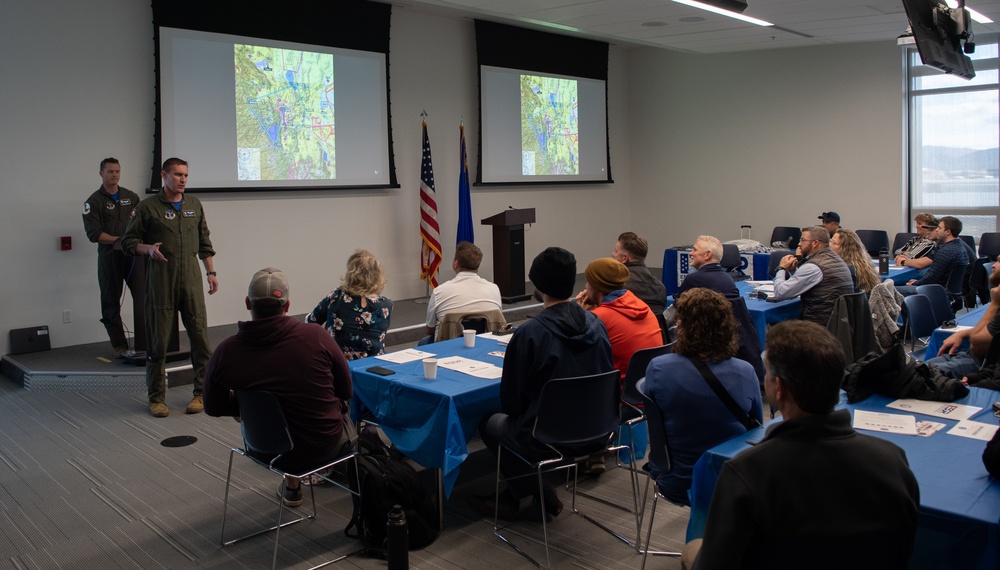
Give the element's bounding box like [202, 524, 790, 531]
[149, 0, 398, 194]
[474, 20, 614, 187]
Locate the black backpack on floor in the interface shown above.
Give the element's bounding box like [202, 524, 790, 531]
[344, 434, 439, 555]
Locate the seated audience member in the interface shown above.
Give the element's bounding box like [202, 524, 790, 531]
[612, 232, 668, 335]
[986, 429, 1000, 479]
[923, 256, 1000, 378]
[204, 268, 355, 508]
[819, 211, 841, 236]
[831, 229, 881, 294]
[898, 216, 968, 291]
[772, 226, 853, 326]
[682, 320, 919, 570]
[576, 257, 663, 469]
[677, 235, 739, 300]
[640, 288, 762, 505]
[894, 213, 938, 265]
[423, 241, 502, 343]
[471, 247, 614, 521]
[307, 249, 393, 360]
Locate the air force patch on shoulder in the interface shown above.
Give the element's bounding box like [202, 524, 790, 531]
[83, 203, 91, 215]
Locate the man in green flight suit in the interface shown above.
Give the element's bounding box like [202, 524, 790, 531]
[122, 158, 219, 418]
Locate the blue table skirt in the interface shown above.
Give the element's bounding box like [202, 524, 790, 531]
[349, 337, 504, 497]
[734, 281, 800, 344]
[687, 387, 1000, 570]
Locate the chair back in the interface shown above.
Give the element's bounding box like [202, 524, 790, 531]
[622, 344, 673, 406]
[460, 315, 489, 334]
[767, 249, 792, 279]
[826, 292, 878, 364]
[236, 391, 294, 457]
[892, 232, 917, 254]
[902, 294, 938, 345]
[915, 284, 955, 324]
[959, 235, 977, 255]
[730, 297, 765, 380]
[855, 230, 890, 258]
[437, 309, 507, 341]
[944, 259, 969, 299]
[769, 226, 801, 250]
[979, 232, 1000, 260]
[972, 258, 992, 305]
[533, 371, 620, 451]
[640, 392, 671, 473]
[719, 243, 741, 272]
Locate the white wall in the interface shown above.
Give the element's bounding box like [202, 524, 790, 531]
[627, 42, 906, 256]
[0, 2, 632, 349]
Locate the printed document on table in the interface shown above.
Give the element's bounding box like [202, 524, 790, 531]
[886, 399, 982, 420]
[853, 410, 918, 435]
[438, 356, 503, 379]
[376, 348, 435, 364]
[947, 419, 999, 441]
[746, 281, 774, 293]
[479, 332, 513, 345]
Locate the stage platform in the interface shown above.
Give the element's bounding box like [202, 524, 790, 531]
[0, 276, 580, 390]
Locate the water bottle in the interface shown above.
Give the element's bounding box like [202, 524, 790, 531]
[386, 504, 409, 570]
[879, 248, 890, 276]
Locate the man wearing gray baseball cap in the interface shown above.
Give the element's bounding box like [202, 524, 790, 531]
[203, 268, 355, 507]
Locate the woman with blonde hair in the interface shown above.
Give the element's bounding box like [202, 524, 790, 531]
[831, 229, 881, 294]
[307, 249, 393, 360]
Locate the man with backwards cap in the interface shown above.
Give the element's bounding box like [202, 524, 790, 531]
[203, 268, 355, 508]
[576, 257, 662, 472]
[471, 247, 614, 521]
[819, 211, 841, 237]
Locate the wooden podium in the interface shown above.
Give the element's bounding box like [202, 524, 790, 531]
[482, 208, 535, 303]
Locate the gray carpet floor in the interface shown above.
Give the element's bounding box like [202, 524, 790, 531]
[0, 268, 689, 569]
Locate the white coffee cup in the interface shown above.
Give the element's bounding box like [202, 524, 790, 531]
[463, 329, 476, 348]
[423, 358, 438, 380]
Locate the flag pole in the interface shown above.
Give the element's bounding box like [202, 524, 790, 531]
[417, 110, 442, 303]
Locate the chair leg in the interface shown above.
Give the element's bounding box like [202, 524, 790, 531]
[220, 450, 237, 546]
[640, 491, 682, 568]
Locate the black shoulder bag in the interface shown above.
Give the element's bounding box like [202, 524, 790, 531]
[691, 358, 762, 431]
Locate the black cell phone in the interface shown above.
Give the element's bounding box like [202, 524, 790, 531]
[366, 365, 396, 376]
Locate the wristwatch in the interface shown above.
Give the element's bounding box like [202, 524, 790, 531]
[206, 271, 217, 276]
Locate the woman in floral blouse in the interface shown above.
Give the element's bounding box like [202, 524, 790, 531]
[307, 249, 393, 360]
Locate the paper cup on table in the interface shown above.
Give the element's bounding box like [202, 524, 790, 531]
[422, 358, 438, 380]
[463, 329, 476, 348]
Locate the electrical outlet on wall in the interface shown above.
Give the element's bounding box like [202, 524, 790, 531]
[62, 310, 71, 324]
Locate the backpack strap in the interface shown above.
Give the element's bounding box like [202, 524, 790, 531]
[691, 358, 762, 431]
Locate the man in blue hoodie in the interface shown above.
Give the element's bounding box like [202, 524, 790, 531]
[471, 247, 614, 521]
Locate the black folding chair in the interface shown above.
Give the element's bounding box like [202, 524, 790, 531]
[491, 371, 638, 568]
[639, 392, 683, 568]
[856, 230, 890, 258]
[221, 391, 360, 570]
[769, 226, 800, 250]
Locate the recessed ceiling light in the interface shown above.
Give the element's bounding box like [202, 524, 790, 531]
[679, 16, 705, 23]
[641, 21, 669, 27]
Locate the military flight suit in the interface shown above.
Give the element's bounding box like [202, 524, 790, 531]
[82, 186, 142, 351]
[122, 191, 215, 404]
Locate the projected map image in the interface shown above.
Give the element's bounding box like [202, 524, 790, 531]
[235, 44, 335, 181]
[520, 75, 578, 176]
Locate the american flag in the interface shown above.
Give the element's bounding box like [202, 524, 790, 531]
[419, 122, 442, 287]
